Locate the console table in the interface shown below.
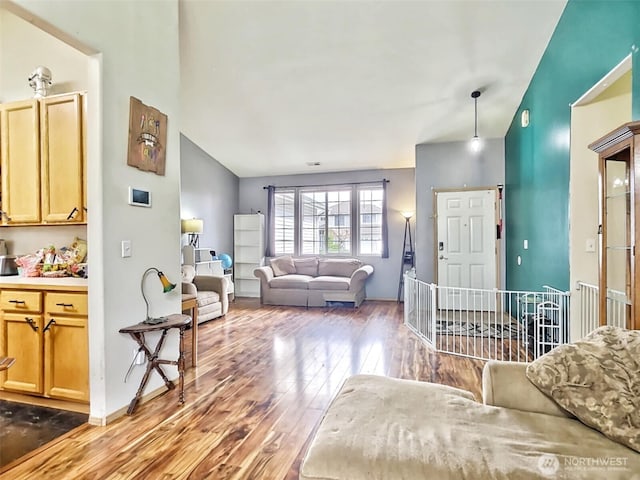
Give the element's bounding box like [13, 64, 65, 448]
[181, 294, 198, 367]
[119, 314, 191, 415]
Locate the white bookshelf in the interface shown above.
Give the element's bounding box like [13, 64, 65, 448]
[233, 213, 264, 297]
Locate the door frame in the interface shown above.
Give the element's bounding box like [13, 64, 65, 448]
[433, 186, 501, 292]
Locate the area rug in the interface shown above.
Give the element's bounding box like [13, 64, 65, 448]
[435, 318, 525, 339]
[0, 400, 87, 468]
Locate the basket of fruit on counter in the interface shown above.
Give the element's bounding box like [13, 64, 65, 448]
[15, 238, 87, 278]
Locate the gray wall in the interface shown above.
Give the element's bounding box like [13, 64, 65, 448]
[415, 139, 505, 285]
[180, 134, 239, 256]
[239, 168, 415, 300]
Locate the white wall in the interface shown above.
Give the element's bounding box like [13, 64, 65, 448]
[569, 71, 631, 340]
[6, 0, 182, 422]
[415, 138, 505, 285]
[239, 168, 415, 300]
[0, 9, 89, 101]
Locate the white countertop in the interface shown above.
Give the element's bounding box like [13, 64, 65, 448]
[0, 275, 88, 291]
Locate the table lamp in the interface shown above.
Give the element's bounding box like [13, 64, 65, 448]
[181, 218, 204, 247]
[141, 267, 176, 324]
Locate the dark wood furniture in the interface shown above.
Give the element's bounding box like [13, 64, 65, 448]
[589, 121, 640, 330]
[119, 314, 191, 415]
[181, 294, 198, 367]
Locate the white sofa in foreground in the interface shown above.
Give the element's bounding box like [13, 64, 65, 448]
[300, 326, 640, 479]
[254, 256, 374, 307]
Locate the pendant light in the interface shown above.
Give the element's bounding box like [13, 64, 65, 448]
[470, 90, 482, 153]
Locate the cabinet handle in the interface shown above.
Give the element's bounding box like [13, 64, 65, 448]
[56, 303, 74, 308]
[43, 319, 56, 333]
[66, 207, 79, 220]
[9, 299, 26, 305]
[25, 317, 39, 332]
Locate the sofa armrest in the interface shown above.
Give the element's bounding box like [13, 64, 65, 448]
[193, 275, 229, 314]
[254, 266, 274, 283]
[482, 361, 573, 418]
[348, 265, 374, 291]
[182, 282, 197, 296]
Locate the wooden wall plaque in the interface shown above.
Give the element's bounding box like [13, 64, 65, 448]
[127, 96, 168, 176]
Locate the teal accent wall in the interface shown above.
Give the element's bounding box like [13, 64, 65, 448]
[505, 0, 640, 291]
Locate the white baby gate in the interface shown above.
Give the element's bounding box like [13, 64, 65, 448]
[403, 273, 570, 362]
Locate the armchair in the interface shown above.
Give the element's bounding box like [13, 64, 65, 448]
[181, 265, 229, 324]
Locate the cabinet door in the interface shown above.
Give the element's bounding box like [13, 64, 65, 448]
[0, 313, 43, 394]
[43, 315, 89, 402]
[40, 93, 84, 223]
[0, 99, 41, 224]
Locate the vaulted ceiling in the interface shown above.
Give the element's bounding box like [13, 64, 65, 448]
[179, 0, 567, 178]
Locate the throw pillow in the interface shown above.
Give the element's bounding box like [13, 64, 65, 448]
[318, 258, 363, 277]
[269, 255, 296, 277]
[294, 257, 318, 276]
[525, 326, 640, 453]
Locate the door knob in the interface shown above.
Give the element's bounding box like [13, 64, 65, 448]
[439, 255, 448, 260]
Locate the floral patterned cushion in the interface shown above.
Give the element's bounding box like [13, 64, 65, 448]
[526, 326, 640, 453]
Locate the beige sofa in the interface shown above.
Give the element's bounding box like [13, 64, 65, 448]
[181, 265, 229, 323]
[300, 352, 640, 479]
[253, 256, 374, 307]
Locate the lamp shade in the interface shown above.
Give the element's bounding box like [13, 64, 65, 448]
[181, 218, 203, 234]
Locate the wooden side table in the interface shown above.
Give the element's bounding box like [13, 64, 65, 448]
[181, 294, 198, 367]
[119, 314, 191, 415]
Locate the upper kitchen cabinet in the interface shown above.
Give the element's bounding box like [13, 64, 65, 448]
[0, 93, 85, 226]
[0, 99, 41, 224]
[40, 94, 84, 223]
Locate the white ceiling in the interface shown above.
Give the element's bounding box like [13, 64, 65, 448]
[179, 0, 567, 178]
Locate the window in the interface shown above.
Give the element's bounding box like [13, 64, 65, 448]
[271, 183, 386, 257]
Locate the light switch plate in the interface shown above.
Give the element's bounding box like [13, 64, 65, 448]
[121, 240, 132, 258]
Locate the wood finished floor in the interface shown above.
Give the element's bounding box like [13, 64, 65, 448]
[0, 299, 487, 480]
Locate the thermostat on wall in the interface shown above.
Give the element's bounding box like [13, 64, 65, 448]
[128, 187, 151, 207]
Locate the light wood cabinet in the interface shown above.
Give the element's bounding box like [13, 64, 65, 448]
[0, 99, 41, 223]
[0, 93, 85, 225]
[589, 121, 640, 330]
[44, 292, 89, 402]
[0, 288, 88, 403]
[0, 290, 43, 394]
[40, 94, 84, 223]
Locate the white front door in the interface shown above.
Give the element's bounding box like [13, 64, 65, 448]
[436, 189, 497, 310]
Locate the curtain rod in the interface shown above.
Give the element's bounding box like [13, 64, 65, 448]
[263, 178, 389, 190]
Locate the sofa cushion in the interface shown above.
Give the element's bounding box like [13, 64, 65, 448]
[196, 290, 220, 307]
[269, 274, 312, 289]
[294, 257, 318, 276]
[318, 258, 362, 277]
[308, 276, 350, 291]
[269, 255, 296, 276]
[526, 326, 640, 453]
[300, 375, 640, 480]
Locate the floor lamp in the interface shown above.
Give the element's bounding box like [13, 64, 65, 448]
[397, 212, 415, 302]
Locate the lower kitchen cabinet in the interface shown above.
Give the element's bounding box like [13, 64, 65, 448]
[1, 312, 43, 394]
[0, 288, 88, 403]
